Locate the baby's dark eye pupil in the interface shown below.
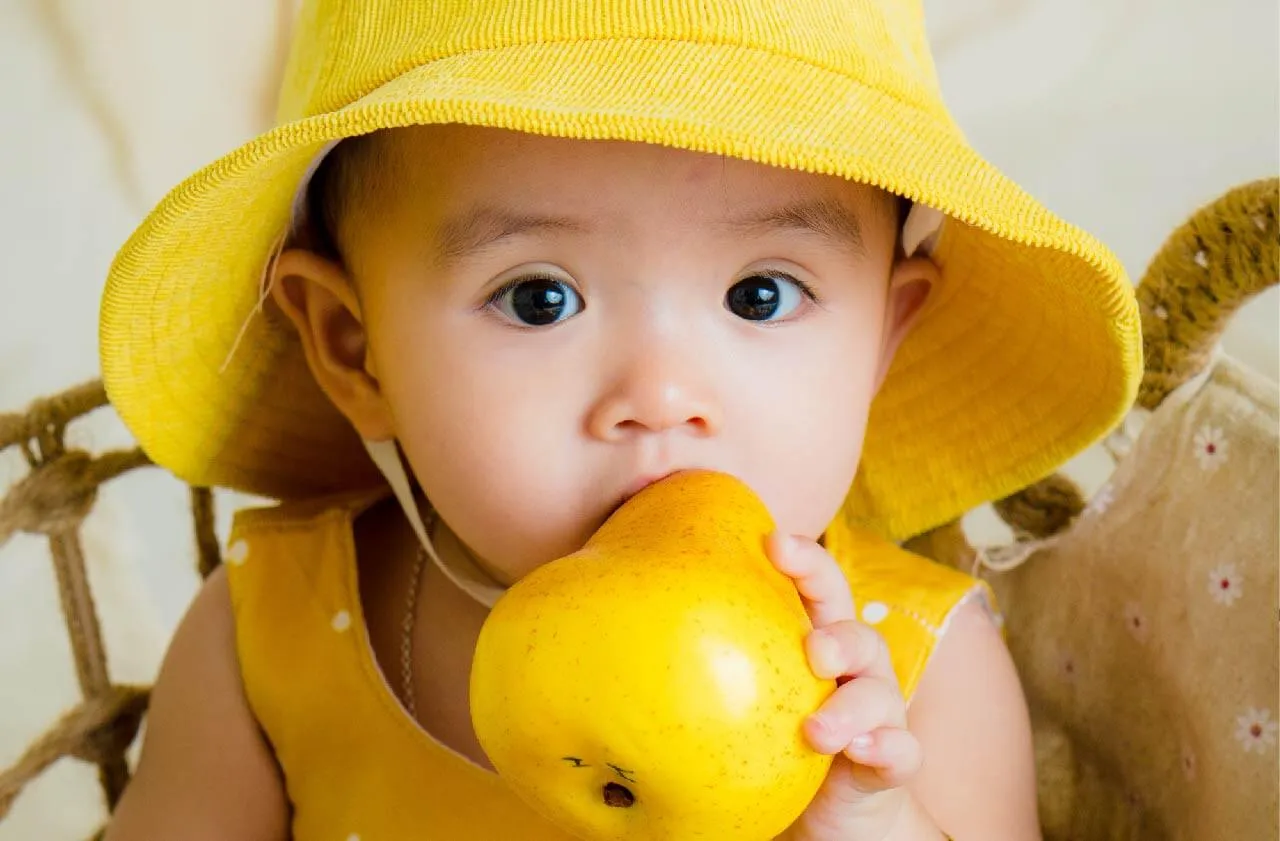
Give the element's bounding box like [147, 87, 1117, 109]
[726, 277, 780, 321]
[512, 279, 569, 325]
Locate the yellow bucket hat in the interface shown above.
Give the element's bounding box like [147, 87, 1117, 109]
[99, 0, 1141, 542]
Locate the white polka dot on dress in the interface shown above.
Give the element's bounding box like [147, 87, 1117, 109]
[225, 540, 249, 566]
[861, 602, 890, 625]
[332, 610, 352, 632]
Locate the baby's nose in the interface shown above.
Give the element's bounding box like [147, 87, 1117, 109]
[585, 349, 723, 441]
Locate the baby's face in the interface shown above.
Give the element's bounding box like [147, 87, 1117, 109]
[284, 125, 932, 582]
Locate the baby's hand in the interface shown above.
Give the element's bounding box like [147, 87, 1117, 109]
[767, 533, 931, 841]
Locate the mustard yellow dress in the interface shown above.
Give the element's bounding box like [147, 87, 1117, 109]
[224, 492, 992, 839]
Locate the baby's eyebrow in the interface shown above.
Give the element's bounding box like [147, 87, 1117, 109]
[435, 205, 589, 263]
[724, 198, 867, 257]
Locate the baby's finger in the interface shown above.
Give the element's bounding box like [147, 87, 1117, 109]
[844, 727, 924, 789]
[803, 676, 905, 754]
[805, 619, 894, 683]
[765, 532, 855, 627]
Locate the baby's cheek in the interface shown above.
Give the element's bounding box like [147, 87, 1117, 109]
[758, 400, 870, 538]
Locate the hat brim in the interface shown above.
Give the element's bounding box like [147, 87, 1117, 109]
[100, 37, 1141, 540]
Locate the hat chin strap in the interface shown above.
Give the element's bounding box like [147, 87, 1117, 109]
[356, 206, 944, 611]
[362, 438, 507, 608]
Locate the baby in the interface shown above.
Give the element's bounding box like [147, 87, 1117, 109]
[99, 1, 1140, 839]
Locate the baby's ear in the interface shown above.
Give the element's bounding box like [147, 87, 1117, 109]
[270, 248, 396, 440]
[874, 255, 938, 391]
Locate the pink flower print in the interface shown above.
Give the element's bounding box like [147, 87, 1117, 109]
[1235, 708, 1278, 754]
[1207, 563, 1244, 606]
[1192, 425, 1228, 471]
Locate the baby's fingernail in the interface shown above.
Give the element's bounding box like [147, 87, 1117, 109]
[806, 714, 840, 753]
[808, 630, 843, 678]
[848, 733, 874, 758]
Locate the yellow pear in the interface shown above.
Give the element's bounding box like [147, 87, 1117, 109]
[470, 470, 835, 841]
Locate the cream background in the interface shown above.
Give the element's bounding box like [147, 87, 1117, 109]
[0, 1, 1276, 837]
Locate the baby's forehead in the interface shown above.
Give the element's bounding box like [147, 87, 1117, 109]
[314, 125, 903, 269]
[372, 125, 898, 230]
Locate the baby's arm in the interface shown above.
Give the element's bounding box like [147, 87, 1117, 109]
[907, 599, 1042, 838]
[105, 566, 290, 841]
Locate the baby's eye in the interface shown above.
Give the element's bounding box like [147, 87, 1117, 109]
[725, 273, 812, 322]
[490, 276, 584, 326]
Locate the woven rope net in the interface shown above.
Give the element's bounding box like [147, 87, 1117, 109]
[0, 381, 221, 840]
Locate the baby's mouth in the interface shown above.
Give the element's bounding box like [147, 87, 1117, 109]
[612, 470, 680, 514]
